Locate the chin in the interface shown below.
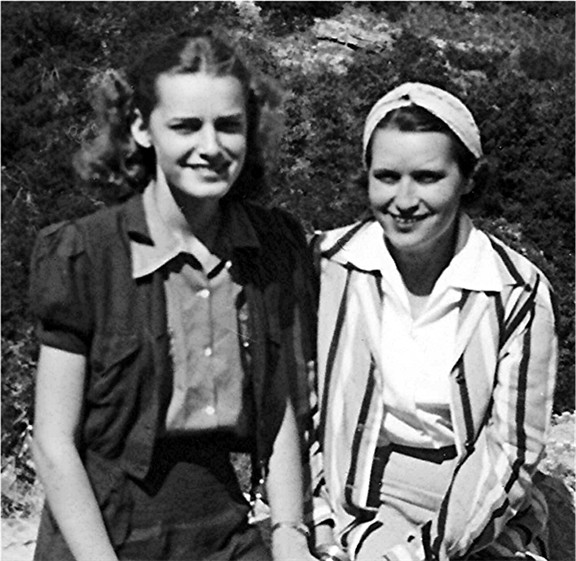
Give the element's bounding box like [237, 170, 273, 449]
[385, 232, 429, 253]
[183, 183, 233, 200]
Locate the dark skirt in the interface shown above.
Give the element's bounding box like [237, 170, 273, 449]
[34, 435, 271, 561]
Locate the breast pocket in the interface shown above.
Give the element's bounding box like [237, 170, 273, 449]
[88, 334, 141, 405]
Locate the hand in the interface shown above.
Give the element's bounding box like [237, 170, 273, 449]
[315, 543, 350, 561]
[312, 523, 350, 561]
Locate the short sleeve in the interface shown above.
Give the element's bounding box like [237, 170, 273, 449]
[29, 221, 93, 355]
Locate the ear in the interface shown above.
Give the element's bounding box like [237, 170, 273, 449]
[130, 109, 152, 149]
[462, 175, 474, 195]
[462, 157, 487, 195]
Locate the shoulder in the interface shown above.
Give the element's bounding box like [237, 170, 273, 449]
[315, 218, 374, 261]
[483, 231, 553, 293]
[480, 231, 557, 324]
[34, 200, 132, 261]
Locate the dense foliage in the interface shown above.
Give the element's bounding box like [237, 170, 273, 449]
[2, 1, 574, 513]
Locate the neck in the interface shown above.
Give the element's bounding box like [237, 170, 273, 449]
[388, 231, 457, 298]
[152, 181, 222, 251]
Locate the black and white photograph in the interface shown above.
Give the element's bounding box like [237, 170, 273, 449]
[2, 2, 574, 561]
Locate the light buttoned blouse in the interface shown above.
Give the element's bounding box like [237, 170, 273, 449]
[350, 218, 503, 448]
[131, 187, 252, 435]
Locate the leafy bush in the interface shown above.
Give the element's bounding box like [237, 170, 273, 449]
[542, 411, 576, 492]
[1, 329, 38, 517]
[256, 1, 345, 34]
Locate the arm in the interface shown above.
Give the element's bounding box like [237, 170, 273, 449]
[32, 345, 118, 561]
[304, 233, 345, 558]
[267, 397, 317, 561]
[306, 372, 341, 557]
[429, 280, 558, 560]
[265, 213, 323, 560]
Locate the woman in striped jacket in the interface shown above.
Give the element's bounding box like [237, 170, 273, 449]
[309, 83, 557, 561]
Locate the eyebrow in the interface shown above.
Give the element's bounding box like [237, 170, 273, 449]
[215, 113, 246, 121]
[372, 167, 399, 174]
[371, 166, 447, 176]
[168, 112, 245, 121]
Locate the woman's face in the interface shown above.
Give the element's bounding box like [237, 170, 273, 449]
[134, 72, 248, 203]
[368, 127, 471, 260]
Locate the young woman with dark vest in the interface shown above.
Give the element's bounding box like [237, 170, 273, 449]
[30, 29, 318, 561]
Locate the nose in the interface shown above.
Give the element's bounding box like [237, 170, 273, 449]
[393, 178, 419, 213]
[197, 124, 220, 159]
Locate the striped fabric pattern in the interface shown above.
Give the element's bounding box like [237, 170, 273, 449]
[309, 217, 558, 561]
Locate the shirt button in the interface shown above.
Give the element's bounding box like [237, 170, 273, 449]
[204, 346, 213, 357]
[205, 405, 216, 415]
[198, 288, 210, 299]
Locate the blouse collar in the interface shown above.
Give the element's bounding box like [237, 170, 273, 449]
[128, 185, 260, 279]
[321, 214, 508, 293]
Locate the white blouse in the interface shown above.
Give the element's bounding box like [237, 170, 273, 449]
[357, 216, 503, 448]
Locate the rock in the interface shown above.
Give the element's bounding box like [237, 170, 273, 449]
[2, 517, 39, 561]
[312, 18, 393, 51]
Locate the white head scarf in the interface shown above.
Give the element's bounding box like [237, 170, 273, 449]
[362, 82, 483, 167]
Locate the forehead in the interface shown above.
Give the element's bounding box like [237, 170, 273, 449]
[153, 72, 246, 115]
[370, 128, 457, 166]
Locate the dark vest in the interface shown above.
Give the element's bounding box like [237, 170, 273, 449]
[32, 194, 317, 551]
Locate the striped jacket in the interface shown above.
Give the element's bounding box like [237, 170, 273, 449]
[308, 216, 558, 560]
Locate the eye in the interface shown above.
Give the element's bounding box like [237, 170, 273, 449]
[372, 170, 400, 184]
[169, 119, 202, 134]
[413, 171, 445, 184]
[215, 116, 246, 134]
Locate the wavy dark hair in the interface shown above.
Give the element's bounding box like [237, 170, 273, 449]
[360, 104, 489, 208]
[74, 29, 282, 202]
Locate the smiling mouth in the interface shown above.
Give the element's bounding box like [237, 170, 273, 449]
[189, 164, 228, 177]
[386, 213, 429, 224]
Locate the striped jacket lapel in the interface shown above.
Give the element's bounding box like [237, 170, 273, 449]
[325, 268, 386, 512]
[317, 222, 388, 521]
[449, 290, 501, 455]
[451, 290, 492, 372]
[353, 271, 386, 386]
[448, 234, 524, 456]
